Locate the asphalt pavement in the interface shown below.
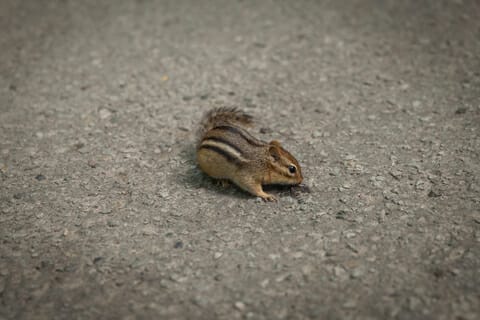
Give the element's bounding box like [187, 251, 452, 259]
[1, 1, 479, 319]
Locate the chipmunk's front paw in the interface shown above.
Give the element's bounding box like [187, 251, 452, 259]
[260, 193, 277, 202]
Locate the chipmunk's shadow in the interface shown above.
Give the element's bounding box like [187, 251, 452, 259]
[177, 143, 252, 200]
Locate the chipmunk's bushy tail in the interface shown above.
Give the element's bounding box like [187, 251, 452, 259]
[197, 107, 253, 144]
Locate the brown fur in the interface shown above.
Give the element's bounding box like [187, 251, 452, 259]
[196, 108, 303, 201]
[197, 107, 253, 147]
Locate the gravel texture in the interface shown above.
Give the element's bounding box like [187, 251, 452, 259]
[1, 0, 479, 319]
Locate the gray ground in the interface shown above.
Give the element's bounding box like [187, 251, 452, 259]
[1, 0, 479, 319]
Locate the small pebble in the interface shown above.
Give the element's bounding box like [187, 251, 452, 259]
[344, 232, 356, 239]
[170, 211, 183, 217]
[98, 208, 112, 215]
[87, 160, 97, 168]
[99, 108, 112, 119]
[35, 174, 46, 181]
[330, 167, 340, 176]
[234, 301, 246, 311]
[333, 266, 348, 281]
[93, 257, 103, 264]
[174, 241, 183, 249]
[351, 266, 365, 278]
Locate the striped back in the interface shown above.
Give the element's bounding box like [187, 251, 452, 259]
[198, 125, 266, 165]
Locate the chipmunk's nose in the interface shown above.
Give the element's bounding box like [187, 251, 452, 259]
[297, 172, 303, 184]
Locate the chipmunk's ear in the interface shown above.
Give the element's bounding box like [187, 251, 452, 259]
[269, 143, 281, 161]
[270, 140, 282, 147]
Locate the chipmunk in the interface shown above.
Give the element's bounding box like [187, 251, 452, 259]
[196, 107, 303, 201]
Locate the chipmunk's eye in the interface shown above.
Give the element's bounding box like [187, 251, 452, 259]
[288, 165, 296, 174]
